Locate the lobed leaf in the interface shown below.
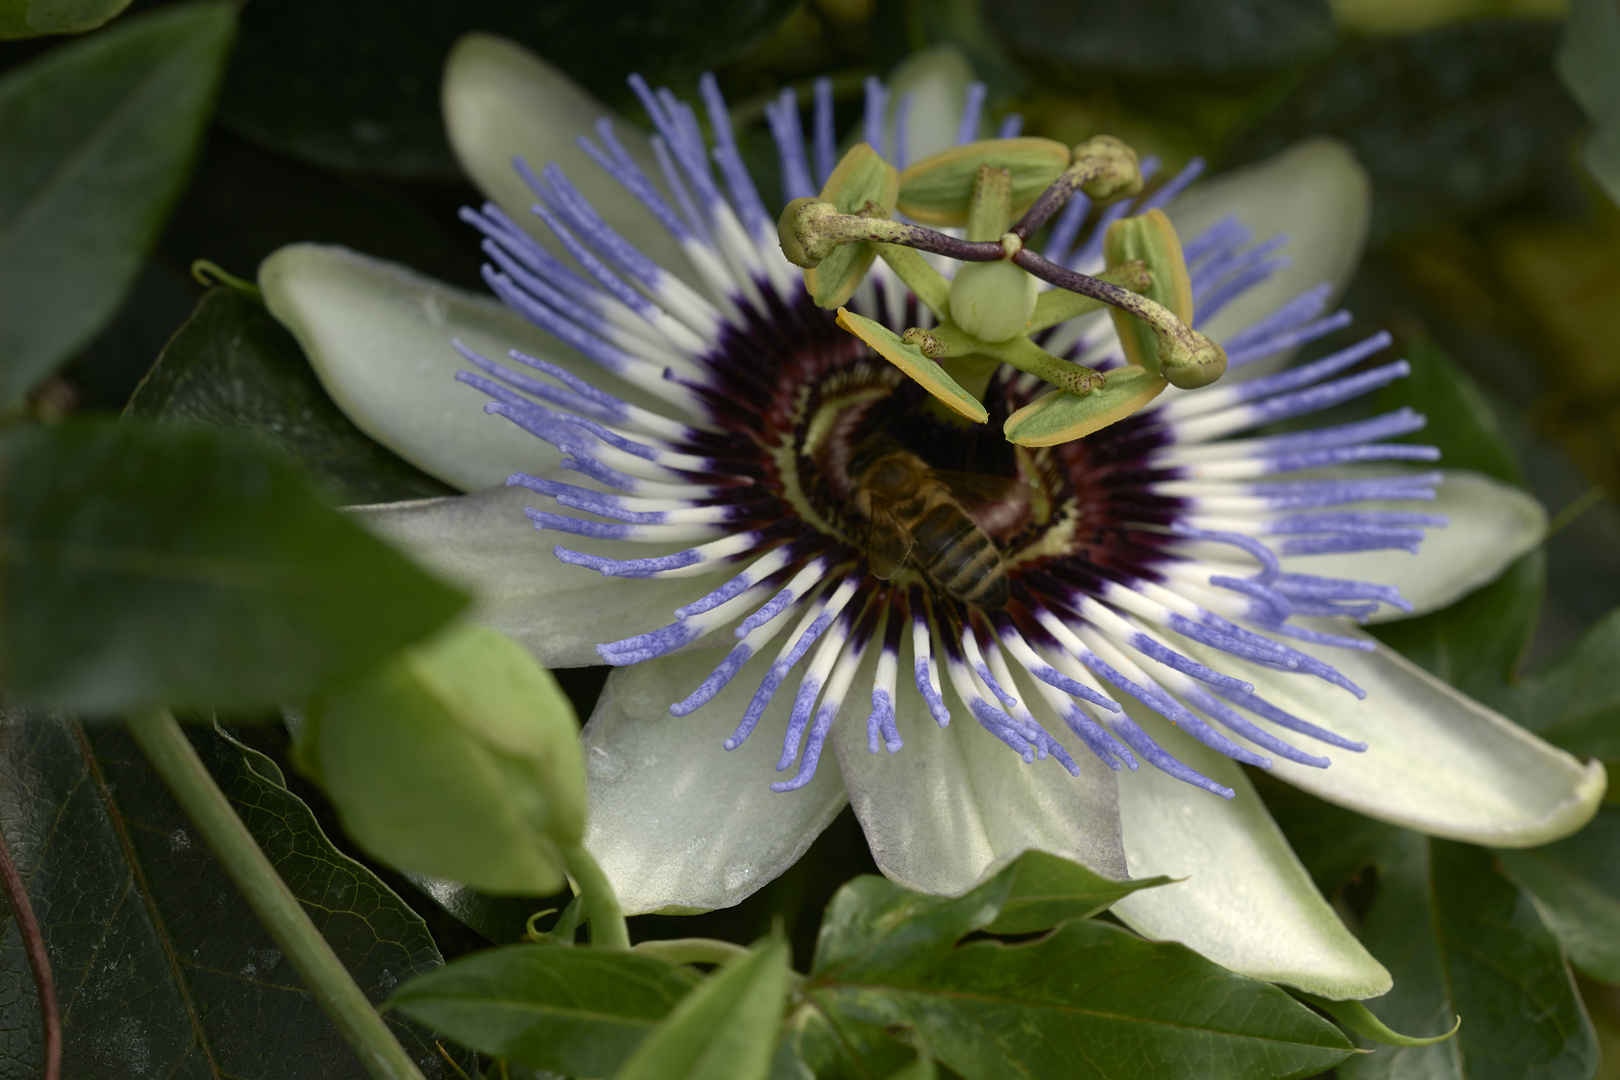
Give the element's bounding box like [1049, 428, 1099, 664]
[808, 863, 1355, 1080]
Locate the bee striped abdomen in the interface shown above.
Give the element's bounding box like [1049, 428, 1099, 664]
[911, 503, 1010, 608]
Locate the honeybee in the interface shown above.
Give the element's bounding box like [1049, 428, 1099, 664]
[847, 436, 1017, 609]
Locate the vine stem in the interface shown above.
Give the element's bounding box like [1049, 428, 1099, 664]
[125, 709, 425, 1080]
[562, 843, 630, 950]
[0, 821, 59, 1080]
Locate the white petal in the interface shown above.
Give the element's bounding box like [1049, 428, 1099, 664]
[1278, 469, 1547, 623]
[1111, 704, 1392, 999]
[350, 485, 697, 668]
[1181, 627, 1607, 847]
[832, 671, 1126, 896]
[886, 45, 976, 162]
[261, 243, 562, 490]
[1169, 138, 1370, 364]
[581, 650, 849, 915]
[442, 34, 694, 286]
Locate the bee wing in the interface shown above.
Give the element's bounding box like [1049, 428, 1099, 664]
[931, 470, 1031, 510]
[866, 502, 915, 579]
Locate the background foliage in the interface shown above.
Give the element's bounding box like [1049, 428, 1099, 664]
[2, 0, 1620, 1077]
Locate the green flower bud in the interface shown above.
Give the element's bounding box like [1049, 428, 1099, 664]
[949, 259, 1038, 343]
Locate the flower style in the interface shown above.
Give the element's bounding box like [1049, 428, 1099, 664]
[260, 37, 1605, 1000]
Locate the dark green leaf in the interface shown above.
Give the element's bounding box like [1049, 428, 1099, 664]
[1559, 0, 1620, 204]
[995, 0, 1334, 80]
[809, 869, 1354, 1080]
[0, 0, 131, 39]
[1228, 22, 1583, 242]
[216, 0, 798, 178]
[1497, 805, 1620, 984]
[1501, 606, 1620, 759]
[1262, 787, 1600, 1080]
[388, 943, 700, 1075]
[617, 937, 790, 1080]
[986, 848, 1175, 934]
[1372, 338, 1524, 486]
[1339, 836, 1597, 1079]
[0, 708, 461, 1078]
[773, 1001, 913, 1080]
[0, 1, 235, 402]
[2, 419, 467, 714]
[127, 288, 455, 505]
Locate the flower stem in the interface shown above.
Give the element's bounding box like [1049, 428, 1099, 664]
[125, 708, 425, 1080]
[562, 843, 630, 949]
[0, 819, 59, 1080]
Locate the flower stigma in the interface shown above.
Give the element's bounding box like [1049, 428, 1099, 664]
[449, 71, 1445, 802]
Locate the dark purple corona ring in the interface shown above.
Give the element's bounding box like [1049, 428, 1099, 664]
[450, 73, 1443, 799]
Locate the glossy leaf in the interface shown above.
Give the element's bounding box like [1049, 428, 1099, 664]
[0, 1, 235, 402]
[1341, 837, 1598, 1079]
[1558, 0, 1620, 204]
[127, 287, 455, 505]
[1263, 790, 1600, 1078]
[1502, 606, 1620, 760]
[388, 944, 699, 1075]
[1, 420, 467, 714]
[217, 0, 798, 177]
[1497, 806, 1620, 984]
[986, 849, 1174, 934]
[0, 708, 457, 1078]
[808, 869, 1354, 1080]
[300, 623, 585, 896]
[617, 937, 791, 1080]
[0, 0, 131, 38]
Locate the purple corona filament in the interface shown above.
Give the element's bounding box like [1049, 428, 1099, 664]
[453, 74, 1440, 800]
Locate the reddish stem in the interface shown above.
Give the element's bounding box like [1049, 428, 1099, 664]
[0, 825, 60, 1080]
